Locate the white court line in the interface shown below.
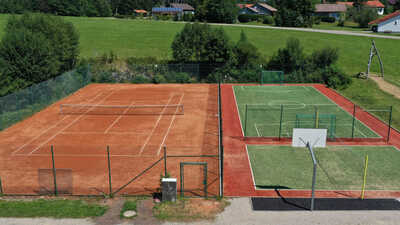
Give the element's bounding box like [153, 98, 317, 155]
[28, 90, 116, 155]
[254, 124, 261, 137]
[245, 145, 257, 190]
[11, 91, 105, 155]
[139, 95, 174, 155]
[60, 131, 148, 135]
[354, 126, 368, 138]
[232, 86, 245, 136]
[156, 94, 185, 156]
[104, 101, 136, 134]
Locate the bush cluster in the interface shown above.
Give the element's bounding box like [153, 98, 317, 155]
[267, 38, 351, 89]
[348, 7, 378, 28]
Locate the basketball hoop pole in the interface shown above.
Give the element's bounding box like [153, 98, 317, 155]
[308, 142, 317, 211]
[300, 138, 317, 211]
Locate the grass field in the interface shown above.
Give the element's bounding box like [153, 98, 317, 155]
[0, 199, 107, 218]
[233, 86, 379, 138]
[0, 15, 398, 85]
[247, 145, 400, 190]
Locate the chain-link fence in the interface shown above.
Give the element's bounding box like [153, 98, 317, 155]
[243, 104, 392, 141]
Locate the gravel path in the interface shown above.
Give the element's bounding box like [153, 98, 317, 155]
[370, 77, 400, 99]
[164, 198, 400, 225]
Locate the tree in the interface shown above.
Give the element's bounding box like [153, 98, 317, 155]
[267, 38, 305, 74]
[197, 0, 238, 23]
[232, 31, 263, 69]
[0, 14, 79, 96]
[353, 7, 378, 28]
[267, 38, 351, 88]
[274, 0, 314, 27]
[171, 23, 232, 63]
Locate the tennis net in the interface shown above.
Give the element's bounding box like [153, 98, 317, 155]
[60, 104, 184, 115]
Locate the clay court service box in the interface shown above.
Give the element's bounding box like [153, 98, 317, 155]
[161, 178, 177, 202]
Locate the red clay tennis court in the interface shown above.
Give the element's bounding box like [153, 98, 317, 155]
[0, 84, 220, 196]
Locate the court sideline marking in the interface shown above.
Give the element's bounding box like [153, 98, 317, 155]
[156, 93, 185, 156]
[139, 95, 174, 155]
[11, 91, 105, 155]
[232, 86, 245, 136]
[103, 100, 136, 134]
[28, 90, 116, 155]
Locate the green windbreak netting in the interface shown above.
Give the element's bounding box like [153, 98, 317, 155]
[0, 66, 91, 131]
[261, 71, 284, 85]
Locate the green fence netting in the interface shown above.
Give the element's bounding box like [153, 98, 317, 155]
[243, 104, 391, 140]
[0, 67, 91, 131]
[261, 70, 284, 85]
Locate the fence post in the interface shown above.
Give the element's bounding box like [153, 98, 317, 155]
[244, 104, 248, 137]
[51, 145, 58, 196]
[351, 105, 356, 139]
[0, 177, 3, 195]
[107, 146, 112, 198]
[279, 104, 283, 141]
[164, 146, 167, 177]
[387, 106, 393, 143]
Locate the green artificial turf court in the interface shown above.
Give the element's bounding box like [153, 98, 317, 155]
[233, 85, 380, 138]
[247, 145, 400, 190]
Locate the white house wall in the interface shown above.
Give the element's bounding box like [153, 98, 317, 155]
[377, 15, 400, 33]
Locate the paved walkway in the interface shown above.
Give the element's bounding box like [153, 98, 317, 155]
[165, 198, 400, 225]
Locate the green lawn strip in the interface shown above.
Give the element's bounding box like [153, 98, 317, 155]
[0, 15, 398, 85]
[247, 145, 400, 190]
[233, 85, 378, 138]
[339, 78, 400, 131]
[0, 199, 107, 218]
[120, 200, 138, 218]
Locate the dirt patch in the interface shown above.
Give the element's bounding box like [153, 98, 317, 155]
[370, 76, 400, 99]
[153, 198, 229, 222]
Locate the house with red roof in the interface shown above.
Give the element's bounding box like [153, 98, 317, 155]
[336, 1, 385, 15]
[238, 2, 277, 16]
[369, 10, 400, 32]
[134, 9, 148, 17]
